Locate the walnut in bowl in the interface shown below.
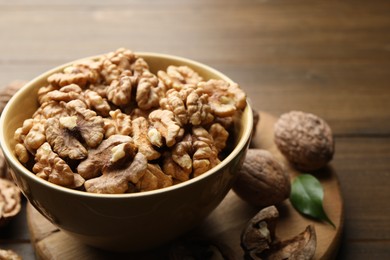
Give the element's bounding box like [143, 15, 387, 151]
[0, 49, 253, 251]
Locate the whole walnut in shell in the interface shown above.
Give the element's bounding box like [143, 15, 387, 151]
[274, 111, 334, 172]
[232, 149, 290, 208]
[0, 249, 22, 260]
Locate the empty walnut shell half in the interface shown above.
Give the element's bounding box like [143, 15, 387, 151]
[241, 206, 317, 260]
[265, 225, 317, 260]
[241, 206, 279, 258]
[0, 178, 21, 228]
[232, 149, 291, 208]
[274, 111, 334, 172]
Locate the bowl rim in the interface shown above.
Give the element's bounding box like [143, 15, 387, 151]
[0, 51, 253, 199]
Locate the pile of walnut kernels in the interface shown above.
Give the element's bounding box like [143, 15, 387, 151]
[13, 48, 247, 194]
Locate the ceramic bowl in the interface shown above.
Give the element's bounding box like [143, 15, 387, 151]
[0, 52, 253, 251]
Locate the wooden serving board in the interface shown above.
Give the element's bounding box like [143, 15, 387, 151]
[27, 112, 343, 259]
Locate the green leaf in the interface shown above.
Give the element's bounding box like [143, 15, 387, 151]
[290, 174, 335, 228]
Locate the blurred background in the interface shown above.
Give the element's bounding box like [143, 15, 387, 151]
[1, 0, 389, 259]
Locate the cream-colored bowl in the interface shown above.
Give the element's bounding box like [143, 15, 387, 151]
[0, 52, 253, 251]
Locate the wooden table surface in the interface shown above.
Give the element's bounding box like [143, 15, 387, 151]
[0, 0, 389, 259]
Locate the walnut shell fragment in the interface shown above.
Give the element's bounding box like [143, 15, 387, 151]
[0, 178, 21, 228]
[274, 111, 334, 172]
[265, 225, 317, 260]
[241, 206, 317, 260]
[232, 149, 290, 208]
[241, 206, 279, 258]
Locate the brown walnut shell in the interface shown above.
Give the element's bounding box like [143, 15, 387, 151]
[232, 149, 290, 208]
[274, 110, 334, 172]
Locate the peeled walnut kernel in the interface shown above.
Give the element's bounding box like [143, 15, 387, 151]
[85, 152, 148, 194]
[39, 84, 84, 104]
[132, 117, 161, 160]
[84, 89, 111, 117]
[103, 109, 132, 138]
[14, 118, 46, 162]
[160, 85, 214, 126]
[0, 178, 22, 227]
[191, 126, 220, 177]
[274, 111, 334, 172]
[136, 71, 166, 110]
[232, 149, 290, 208]
[148, 109, 183, 147]
[33, 143, 83, 188]
[136, 163, 172, 192]
[106, 76, 135, 106]
[47, 61, 100, 88]
[158, 65, 203, 90]
[198, 79, 246, 117]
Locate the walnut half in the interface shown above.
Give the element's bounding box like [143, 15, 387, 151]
[0, 178, 21, 228]
[45, 100, 104, 160]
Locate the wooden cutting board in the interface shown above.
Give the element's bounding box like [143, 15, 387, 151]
[26, 111, 343, 259]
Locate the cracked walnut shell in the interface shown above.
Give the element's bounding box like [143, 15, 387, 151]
[158, 65, 203, 90]
[274, 111, 334, 172]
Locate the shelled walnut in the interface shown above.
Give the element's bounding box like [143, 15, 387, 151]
[0, 179, 21, 228]
[13, 48, 247, 194]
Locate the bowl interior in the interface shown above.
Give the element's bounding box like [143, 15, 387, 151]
[0, 52, 253, 198]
